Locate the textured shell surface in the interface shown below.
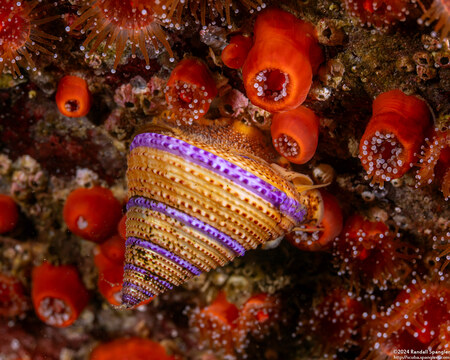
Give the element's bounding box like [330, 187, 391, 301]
[122, 127, 308, 307]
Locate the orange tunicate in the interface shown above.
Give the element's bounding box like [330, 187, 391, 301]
[31, 262, 89, 328]
[118, 214, 127, 240]
[99, 235, 126, 264]
[0, 194, 19, 234]
[0, 273, 29, 318]
[359, 90, 431, 187]
[89, 337, 175, 360]
[165, 58, 218, 125]
[288, 189, 343, 251]
[242, 8, 323, 113]
[55, 76, 92, 118]
[221, 34, 253, 69]
[94, 249, 124, 307]
[63, 187, 122, 243]
[271, 106, 320, 164]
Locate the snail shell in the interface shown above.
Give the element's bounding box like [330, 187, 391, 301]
[122, 129, 308, 307]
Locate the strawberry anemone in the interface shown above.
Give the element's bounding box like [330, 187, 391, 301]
[70, 0, 174, 70]
[415, 128, 450, 200]
[0, 0, 60, 77]
[299, 288, 365, 356]
[0, 273, 29, 318]
[417, 0, 450, 40]
[342, 0, 411, 30]
[433, 234, 450, 272]
[370, 281, 450, 356]
[161, 0, 263, 26]
[333, 215, 416, 290]
[233, 293, 280, 354]
[190, 291, 239, 357]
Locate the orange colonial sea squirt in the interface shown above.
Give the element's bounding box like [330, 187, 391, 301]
[0, 194, 19, 234]
[287, 189, 343, 251]
[118, 214, 127, 240]
[0, 273, 29, 318]
[242, 8, 323, 113]
[341, 0, 411, 30]
[55, 76, 92, 118]
[32, 262, 89, 327]
[95, 234, 153, 307]
[63, 186, 123, 243]
[0, 0, 59, 77]
[190, 291, 239, 357]
[90, 337, 175, 360]
[165, 58, 218, 125]
[70, 0, 173, 70]
[358, 90, 431, 187]
[270, 106, 320, 164]
[221, 34, 253, 69]
[333, 215, 415, 289]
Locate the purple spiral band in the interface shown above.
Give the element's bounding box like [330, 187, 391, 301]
[127, 197, 246, 256]
[122, 294, 140, 306]
[130, 132, 305, 223]
[123, 281, 154, 298]
[124, 263, 174, 290]
[126, 236, 202, 276]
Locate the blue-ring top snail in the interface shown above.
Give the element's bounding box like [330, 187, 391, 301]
[122, 118, 323, 307]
